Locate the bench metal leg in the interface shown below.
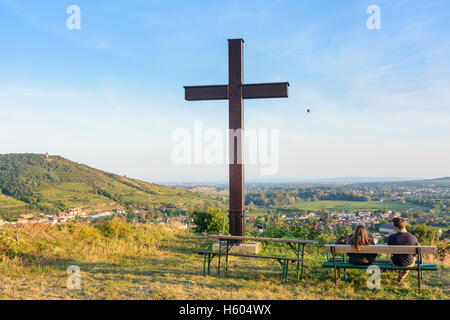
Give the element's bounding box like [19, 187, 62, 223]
[300, 244, 305, 281]
[417, 265, 421, 289]
[224, 241, 236, 274]
[225, 242, 229, 273]
[417, 271, 420, 289]
[282, 260, 288, 283]
[217, 241, 222, 275]
[332, 247, 337, 286]
[296, 244, 300, 281]
[289, 243, 305, 281]
[200, 253, 216, 276]
[277, 259, 288, 284]
[417, 250, 422, 289]
[207, 253, 212, 275]
[285, 260, 289, 283]
[202, 254, 207, 276]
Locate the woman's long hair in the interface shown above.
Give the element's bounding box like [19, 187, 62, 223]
[350, 225, 371, 252]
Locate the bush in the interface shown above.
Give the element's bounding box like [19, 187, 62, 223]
[94, 217, 132, 239]
[262, 219, 337, 245]
[435, 243, 450, 262]
[409, 224, 440, 245]
[77, 224, 102, 241]
[191, 208, 225, 234]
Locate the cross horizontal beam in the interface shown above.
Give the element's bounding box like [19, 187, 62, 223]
[184, 85, 228, 101]
[243, 82, 290, 99]
[184, 82, 289, 101]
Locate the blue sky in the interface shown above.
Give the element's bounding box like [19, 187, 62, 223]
[0, 0, 449, 182]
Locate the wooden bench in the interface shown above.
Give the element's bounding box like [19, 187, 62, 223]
[193, 250, 302, 283]
[193, 235, 317, 283]
[323, 244, 437, 288]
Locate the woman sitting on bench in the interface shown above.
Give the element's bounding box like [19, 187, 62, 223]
[347, 225, 377, 265]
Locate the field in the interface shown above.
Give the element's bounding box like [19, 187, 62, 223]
[0, 193, 27, 209]
[0, 220, 448, 300]
[37, 180, 219, 214]
[39, 183, 120, 213]
[0, 194, 35, 219]
[247, 200, 426, 216]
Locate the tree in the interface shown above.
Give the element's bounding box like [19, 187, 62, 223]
[409, 224, 440, 245]
[191, 208, 225, 234]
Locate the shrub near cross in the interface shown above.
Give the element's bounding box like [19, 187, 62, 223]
[192, 208, 225, 234]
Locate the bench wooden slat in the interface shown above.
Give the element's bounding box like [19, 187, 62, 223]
[322, 261, 438, 271]
[324, 244, 435, 254]
[208, 235, 318, 244]
[193, 250, 302, 262]
[328, 258, 396, 264]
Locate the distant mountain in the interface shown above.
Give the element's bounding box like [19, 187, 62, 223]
[245, 177, 420, 185]
[384, 177, 450, 188]
[297, 177, 418, 184]
[0, 154, 221, 221]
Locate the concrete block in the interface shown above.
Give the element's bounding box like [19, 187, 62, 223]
[212, 241, 261, 254]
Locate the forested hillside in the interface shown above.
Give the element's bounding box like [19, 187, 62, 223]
[0, 154, 222, 220]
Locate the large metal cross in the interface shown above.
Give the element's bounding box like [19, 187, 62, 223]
[184, 38, 289, 237]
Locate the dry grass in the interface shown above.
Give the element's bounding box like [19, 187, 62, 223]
[0, 220, 448, 300]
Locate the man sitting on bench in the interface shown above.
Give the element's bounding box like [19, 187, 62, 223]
[387, 217, 419, 285]
[347, 225, 377, 265]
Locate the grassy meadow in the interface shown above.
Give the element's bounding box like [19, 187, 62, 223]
[0, 219, 448, 300]
[0, 194, 27, 208]
[0, 194, 36, 219]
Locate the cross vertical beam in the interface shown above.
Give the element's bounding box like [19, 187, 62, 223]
[228, 39, 245, 238]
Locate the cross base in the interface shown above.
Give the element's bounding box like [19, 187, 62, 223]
[212, 241, 261, 255]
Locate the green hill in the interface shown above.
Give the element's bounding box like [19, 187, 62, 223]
[0, 153, 222, 220]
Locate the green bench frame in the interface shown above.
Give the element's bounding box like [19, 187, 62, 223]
[193, 249, 301, 283]
[323, 244, 437, 289]
[193, 236, 318, 283]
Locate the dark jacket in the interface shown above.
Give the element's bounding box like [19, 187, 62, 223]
[347, 235, 377, 265]
[388, 232, 419, 266]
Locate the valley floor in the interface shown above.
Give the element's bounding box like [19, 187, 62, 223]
[0, 222, 448, 300]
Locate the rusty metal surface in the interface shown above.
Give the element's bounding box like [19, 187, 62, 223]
[184, 85, 228, 101]
[228, 39, 245, 238]
[243, 82, 289, 99]
[184, 82, 289, 101]
[183, 39, 289, 238]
